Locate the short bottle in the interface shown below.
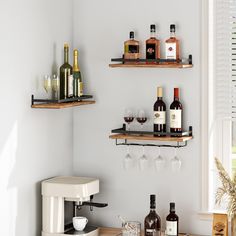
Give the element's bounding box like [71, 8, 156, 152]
[124, 31, 140, 63]
[144, 194, 161, 236]
[60, 43, 73, 99]
[73, 49, 83, 97]
[165, 24, 180, 63]
[166, 203, 179, 236]
[170, 88, 183, 135]
[146, 24, 160, 63]
[153, 87, 166, 136]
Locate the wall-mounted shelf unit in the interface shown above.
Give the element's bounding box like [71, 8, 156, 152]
[31, 95, 95, 109]
[109, 124, 193, 148]
[109, 55, 193, 69]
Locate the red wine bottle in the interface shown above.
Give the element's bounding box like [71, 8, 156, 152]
[144, 195, 161, 236]
[170, 88, 183, 135]
[154, 87, 166, 136]
[166, 203, 179, 236]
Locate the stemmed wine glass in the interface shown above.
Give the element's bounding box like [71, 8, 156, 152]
[154, 146, 165, 171]
[136, 109, 147, 133]
[138, 146, 148, 171]
[44, 75, 52, 99]
[52, 74, 60, 100]
[171, 148, 181, 172]
[123, 145, 135, 170]
[124, 109, 134, 131]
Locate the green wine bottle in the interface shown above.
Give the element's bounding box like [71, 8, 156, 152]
[60, 43, 73, 99]
[73, 49, 83, 97]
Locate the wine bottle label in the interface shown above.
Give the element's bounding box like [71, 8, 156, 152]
[165, 43, 176, 59]
[78, 82, 83, 97]
[166, 221, 177, 235]
[68, 75, 74, 97]
[146, 44, 156, 59]
[154, 111, 166, 125]
[145, 229, 160, 236]
[170, 110, 182, 128]
[125, 45, 139, 53]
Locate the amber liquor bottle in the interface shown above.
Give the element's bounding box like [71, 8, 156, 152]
[146, 24, 160, 63]
[144, 195, 161, 236]
[165, 24, 180, 63]
[166, 203, 179, 236]
[124, 31, 140, 63]
[170, 88, 183, 135]
[153, 87, 166, 136]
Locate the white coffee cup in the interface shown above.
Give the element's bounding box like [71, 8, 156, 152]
[73, 216, 88, 231]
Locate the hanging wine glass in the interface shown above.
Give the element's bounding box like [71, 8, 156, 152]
[171, 148, 181, 172]
[138, 146, 148, 171]
[154, 146, 165, 171]
[124, 108, 134, 131]
[123, 145, 135, 170]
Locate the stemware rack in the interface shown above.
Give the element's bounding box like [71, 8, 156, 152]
[109, 55, 193, 68]
[109, 124, 193, 148]
[31, 94, 95, 109]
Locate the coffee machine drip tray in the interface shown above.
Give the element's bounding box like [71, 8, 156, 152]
[65, 225, 99, 236]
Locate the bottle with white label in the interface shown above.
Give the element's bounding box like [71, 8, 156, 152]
[170, 88, 182, 135]
[166, 203, 178, 236]
[165, 24, 180, 63]
[153, 87, 166, 136]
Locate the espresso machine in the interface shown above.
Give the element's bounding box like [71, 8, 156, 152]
[41, 176, 108, 236]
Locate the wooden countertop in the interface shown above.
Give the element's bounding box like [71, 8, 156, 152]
[99, 227, 206, 236]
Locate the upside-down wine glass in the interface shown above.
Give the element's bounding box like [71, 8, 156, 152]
[123, 145, 135, 170]
[154, 146, 165, 171]
[171, 148, 181, 172]
[138, 146, 148, 171]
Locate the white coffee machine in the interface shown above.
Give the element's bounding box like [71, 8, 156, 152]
[41, 176, 108, 236]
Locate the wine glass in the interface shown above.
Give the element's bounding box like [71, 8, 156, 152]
[136, 109, 147, 133]
[124, 109, 134, 131]
[138, 146, 148, 171]
[154, 147, 165, 171]
[171, 148, 181, 172]
[52, 74, 60, 100]
[44, 75, 52, 99]
[123, 145, 135, 170]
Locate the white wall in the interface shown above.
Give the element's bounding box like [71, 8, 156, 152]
[0, 0, 73, 235]
[73, 0, 211, 235]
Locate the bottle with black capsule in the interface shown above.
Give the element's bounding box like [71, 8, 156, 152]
[166, 202, 179, 236]
[144, 194, 161, 236]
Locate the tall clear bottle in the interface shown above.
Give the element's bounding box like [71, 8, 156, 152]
[146, 24, 160, 63]
[165, 24, 180, 63]
[144, 195, 161, 236]
[60, 43, 73, 99]
[73, 49, 83, 97]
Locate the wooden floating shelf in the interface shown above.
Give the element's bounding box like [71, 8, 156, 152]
[109, 63, 193, 68]
[109, 134, 193, 142]
[31, 100, 95, 109]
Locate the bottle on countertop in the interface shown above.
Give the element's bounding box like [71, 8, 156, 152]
[144, 194, 161, 236]
[146, 24, 160, 63]
[165, 24, 180, 63]
[154, 87, 166, 136]
[170, 88, 183, 135]
[166, 203, 179, 236]
[60, 43, 73, 99]
[73, 49, 83, 97]
[124, 31, 140, 62]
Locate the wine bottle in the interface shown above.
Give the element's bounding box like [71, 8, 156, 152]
[73, 49, 83, 97]
[154, 87, 166, 136]
[166, 203, 179, 236]
[60, 43, 73, 99]
[170, 88, 183, 135]
[146, 24, 160, 63]
[144, 195, 161, 236]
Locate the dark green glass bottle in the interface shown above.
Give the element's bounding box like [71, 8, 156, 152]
[60, 43, 73, 99]
[73, 49, 83, 97]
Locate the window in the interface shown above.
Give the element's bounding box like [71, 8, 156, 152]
[205, 0, 236, 212]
